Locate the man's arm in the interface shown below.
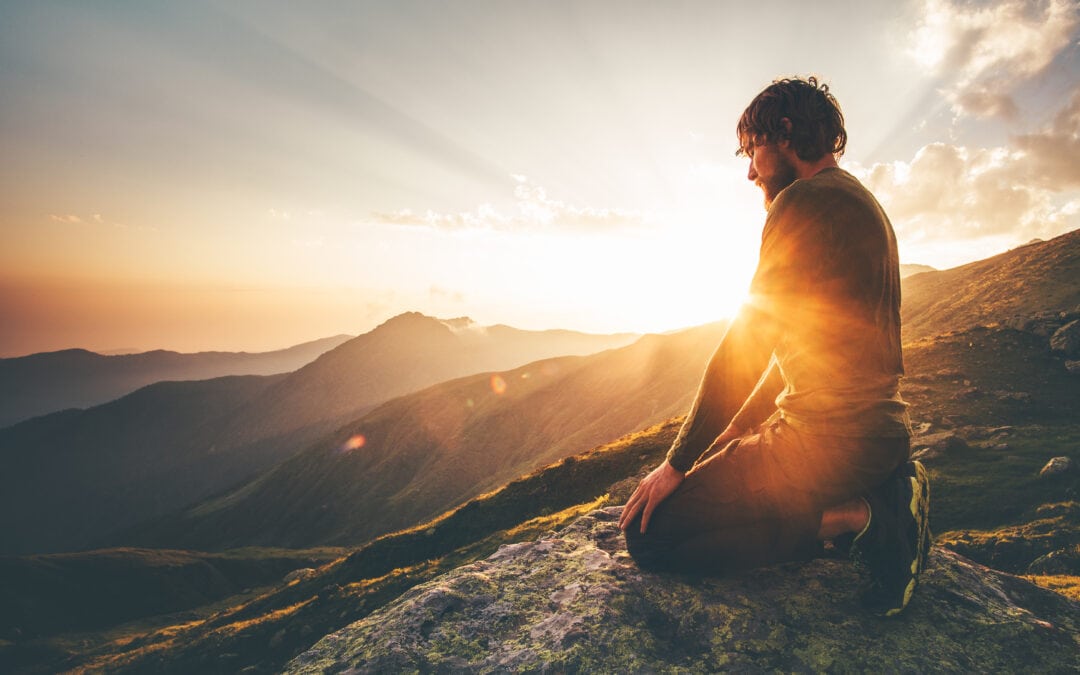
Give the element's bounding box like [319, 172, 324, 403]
[665, 304, 778, 473]
[731, 357, 783, 433]
[618, 306, 777, 534]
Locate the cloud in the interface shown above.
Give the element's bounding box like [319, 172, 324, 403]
[1011, 88, 1080, 189]
[369, 176, 647, 233]
[49, 214, 84, 224]
[48, 212, 157, 232]
[910, 0, 1080, 118]
[852, 88, 1080, 250]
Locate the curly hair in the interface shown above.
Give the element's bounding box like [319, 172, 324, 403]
[736, 76, 847, 161]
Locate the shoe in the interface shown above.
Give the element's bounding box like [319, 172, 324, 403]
[851, 460, 932, 616]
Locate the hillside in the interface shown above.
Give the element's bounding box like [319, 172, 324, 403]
[117, 323, 726, 551]
[0, 314, 637, 555]
[203, 313, 639, 462]
[0, 375, 286, 555]
[901, 228, 1080, 341]
[0, 335, 352, 428]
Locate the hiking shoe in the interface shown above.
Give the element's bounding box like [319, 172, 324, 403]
[852, 460, 932, 616]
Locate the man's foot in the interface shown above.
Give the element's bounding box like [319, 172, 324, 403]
[852, 460, 932, 616]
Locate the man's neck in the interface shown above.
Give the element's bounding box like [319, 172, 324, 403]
[793, 154, 839, 181]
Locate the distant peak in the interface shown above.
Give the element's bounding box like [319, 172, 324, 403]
[369, 312, 457, 338]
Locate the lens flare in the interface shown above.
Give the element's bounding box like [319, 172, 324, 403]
[341, 434, 366, 452]
[490, 374, 507, 395]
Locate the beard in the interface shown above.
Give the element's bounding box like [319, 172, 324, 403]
[759, 156, 797, 209]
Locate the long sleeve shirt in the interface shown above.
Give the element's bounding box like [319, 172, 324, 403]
[666, 168, 911, 473]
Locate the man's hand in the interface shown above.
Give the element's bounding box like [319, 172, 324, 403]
[618, 461, 685, 534]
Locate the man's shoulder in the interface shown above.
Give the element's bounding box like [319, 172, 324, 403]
[772, 168, 880, 220]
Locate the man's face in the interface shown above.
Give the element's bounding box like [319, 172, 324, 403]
[744, 137, 796, 209]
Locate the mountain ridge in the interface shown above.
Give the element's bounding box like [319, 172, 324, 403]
[0, 335, 354, 428]
[0, 316, 639, 555]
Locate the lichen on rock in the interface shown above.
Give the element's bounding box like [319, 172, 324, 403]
[287, 507, 1080, 673]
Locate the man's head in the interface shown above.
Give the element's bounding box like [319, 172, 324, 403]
[736, 76, 847, 207]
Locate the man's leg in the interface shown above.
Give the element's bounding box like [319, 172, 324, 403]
[817, 497, 869, 540]
[625, 423, 821, 574]
[625, 422, 909, 575]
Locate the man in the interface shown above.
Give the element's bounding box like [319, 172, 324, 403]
[619, 76, 931, 617]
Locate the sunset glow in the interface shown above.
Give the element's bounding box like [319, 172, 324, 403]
[2, 1, 1077, 356]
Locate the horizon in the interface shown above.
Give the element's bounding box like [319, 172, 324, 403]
[3, 1, 1078, 356]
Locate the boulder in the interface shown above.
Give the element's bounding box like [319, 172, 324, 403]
[287, 507, 1080, 673]
[1051, 320, 1080, 357]
[911, 431, 970, 461]
[1041, 457, 1075, 478]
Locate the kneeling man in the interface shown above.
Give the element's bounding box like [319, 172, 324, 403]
[619, 76, 931, 616]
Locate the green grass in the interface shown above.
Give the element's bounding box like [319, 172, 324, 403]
[927, 425, 1080, 533]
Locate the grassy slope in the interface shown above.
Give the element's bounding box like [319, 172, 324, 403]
[901, 228, 1080, 342]
[117, 325, 723, 552]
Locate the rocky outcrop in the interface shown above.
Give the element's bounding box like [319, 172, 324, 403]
[287, 507, 1080, 673]
[1051, 320, 1080, 357]
[1042, 456, 1075, 478]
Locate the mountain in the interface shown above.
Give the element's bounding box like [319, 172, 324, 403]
[117, 323, 727, 551]
[0, 335, 352, 428]
[899, 262, 935, 278]
[0, 314, 638, 555]
[199, 312, 639, 464]
[0, 375, 286, 555]
[901, 228, 1080, 341]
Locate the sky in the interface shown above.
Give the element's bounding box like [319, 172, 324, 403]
[1, 0, 1078, 356]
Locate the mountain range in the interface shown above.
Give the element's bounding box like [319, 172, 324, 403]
[117, 323, 726, 551]
[0, 317, 636, 554]
[0, 335, 353, 428]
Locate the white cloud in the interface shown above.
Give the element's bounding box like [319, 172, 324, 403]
[910, 0, 1080, 118]
[369, 176, 648, 232]
[851, 84, 1080, 259]
[49, 214, 84, 224]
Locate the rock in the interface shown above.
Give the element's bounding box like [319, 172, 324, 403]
[287, 507, 1080, 674]
[284, 568, 317, 584]
[1051, 320, 1080, 357]
[1041, 457, 1075, 478]
[953, 386, 982, 400]
[911, 431, 970, 461]
[1066, 360, 1080, 375]
[1028, 548, 1080, 576]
